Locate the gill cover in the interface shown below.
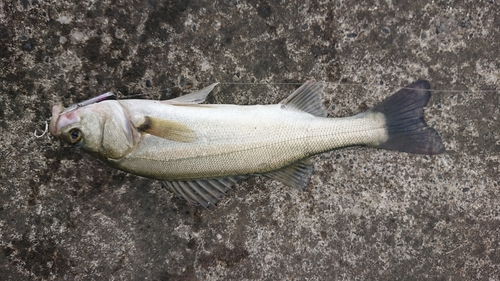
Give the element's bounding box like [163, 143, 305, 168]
[50, 101, 137, 160]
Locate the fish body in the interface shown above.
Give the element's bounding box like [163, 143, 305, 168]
[50, 81, 444, 208]
[113, 100, 386, 180]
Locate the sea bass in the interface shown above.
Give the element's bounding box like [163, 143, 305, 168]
[49, 81, 444, 208]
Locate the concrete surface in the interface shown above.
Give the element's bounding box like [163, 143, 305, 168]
[1, 0, 499, 280]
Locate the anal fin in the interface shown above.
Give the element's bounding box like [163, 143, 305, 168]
[264, 159, 314, 191]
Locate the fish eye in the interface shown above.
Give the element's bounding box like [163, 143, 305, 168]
[68, 128, 83, 144]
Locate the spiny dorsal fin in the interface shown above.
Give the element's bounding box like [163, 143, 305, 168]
[136, 116, 196, 142]
[162, 177, 243, 209]
[162, 83, 218, 104]
[280, 82, 328, 117]
[264, 159, 314, 190]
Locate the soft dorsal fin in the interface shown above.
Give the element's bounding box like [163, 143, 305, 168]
[162, 83, 218, 104]
[136, 116, 196, 142]
[280, 82, 328, 117]
[264, 159, 314, 190]
[162, 177, 244, 209]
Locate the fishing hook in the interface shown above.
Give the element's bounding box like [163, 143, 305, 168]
[34, 92, 115, 139]
[34, 119, 49, 138]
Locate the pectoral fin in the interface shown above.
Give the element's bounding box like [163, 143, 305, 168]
[137, 116, 196, 142]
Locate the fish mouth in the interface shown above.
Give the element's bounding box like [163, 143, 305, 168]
[49, 106, 64, 137]
[49, 105, 81, 137]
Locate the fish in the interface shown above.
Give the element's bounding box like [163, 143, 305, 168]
[49, 80, 444, 208]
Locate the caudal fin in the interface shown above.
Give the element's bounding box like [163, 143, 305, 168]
[370, 80, 444, 155]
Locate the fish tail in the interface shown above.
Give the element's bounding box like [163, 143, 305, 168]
[369, 80, 444, 155]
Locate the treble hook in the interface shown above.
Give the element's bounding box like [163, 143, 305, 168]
[34, 119, 50, 138]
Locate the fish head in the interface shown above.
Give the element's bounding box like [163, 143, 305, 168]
[49, 100, 138, 160]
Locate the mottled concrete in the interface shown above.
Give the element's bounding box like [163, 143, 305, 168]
[1, 0, 499, 280]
